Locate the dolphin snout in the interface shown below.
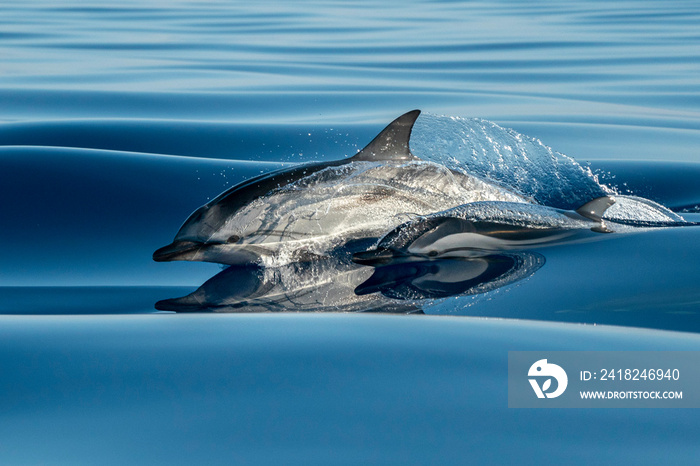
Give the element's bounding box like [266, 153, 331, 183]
[153, 240, 203, 262]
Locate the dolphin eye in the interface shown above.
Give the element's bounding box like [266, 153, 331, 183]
[428, 250, 438, 257]
[227, 235, 240, 243]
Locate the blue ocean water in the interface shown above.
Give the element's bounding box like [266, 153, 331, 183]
[1, 1, 700, 464]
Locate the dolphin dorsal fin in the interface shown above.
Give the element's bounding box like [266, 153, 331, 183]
[576, 196, 616, 222]
[351, 110, 421, 162]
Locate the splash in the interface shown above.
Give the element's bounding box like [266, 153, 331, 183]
[604, 196, 685, 225]
[411, 113, 612, 211]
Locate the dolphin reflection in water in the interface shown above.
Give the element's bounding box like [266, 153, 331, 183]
[156, 251, 545, 313]
[156, 258, 416, 313]
[354, 252, 545, 301]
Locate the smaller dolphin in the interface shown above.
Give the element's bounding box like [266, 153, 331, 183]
[353, 196, 616, 265]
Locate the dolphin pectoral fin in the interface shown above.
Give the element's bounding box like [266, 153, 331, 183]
[575, 196, 616, 222]
[351, 110, 421, 162]
[152, 240, 203, 262]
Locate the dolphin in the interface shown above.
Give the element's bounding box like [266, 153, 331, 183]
[352, 196, 616, 265]
[154, 110, 527, 266]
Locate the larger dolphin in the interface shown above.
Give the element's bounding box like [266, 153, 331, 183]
[154, 110, 527, 266]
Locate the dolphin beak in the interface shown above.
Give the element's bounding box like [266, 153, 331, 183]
[153, 240, 203, 262]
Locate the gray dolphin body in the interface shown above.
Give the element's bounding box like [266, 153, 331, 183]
[353, 197, 616, 265]
[154, 110, 527, 266]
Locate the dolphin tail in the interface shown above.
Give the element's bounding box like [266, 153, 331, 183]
[351, 110, 421, 162]
[575, 196, 615, 222]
